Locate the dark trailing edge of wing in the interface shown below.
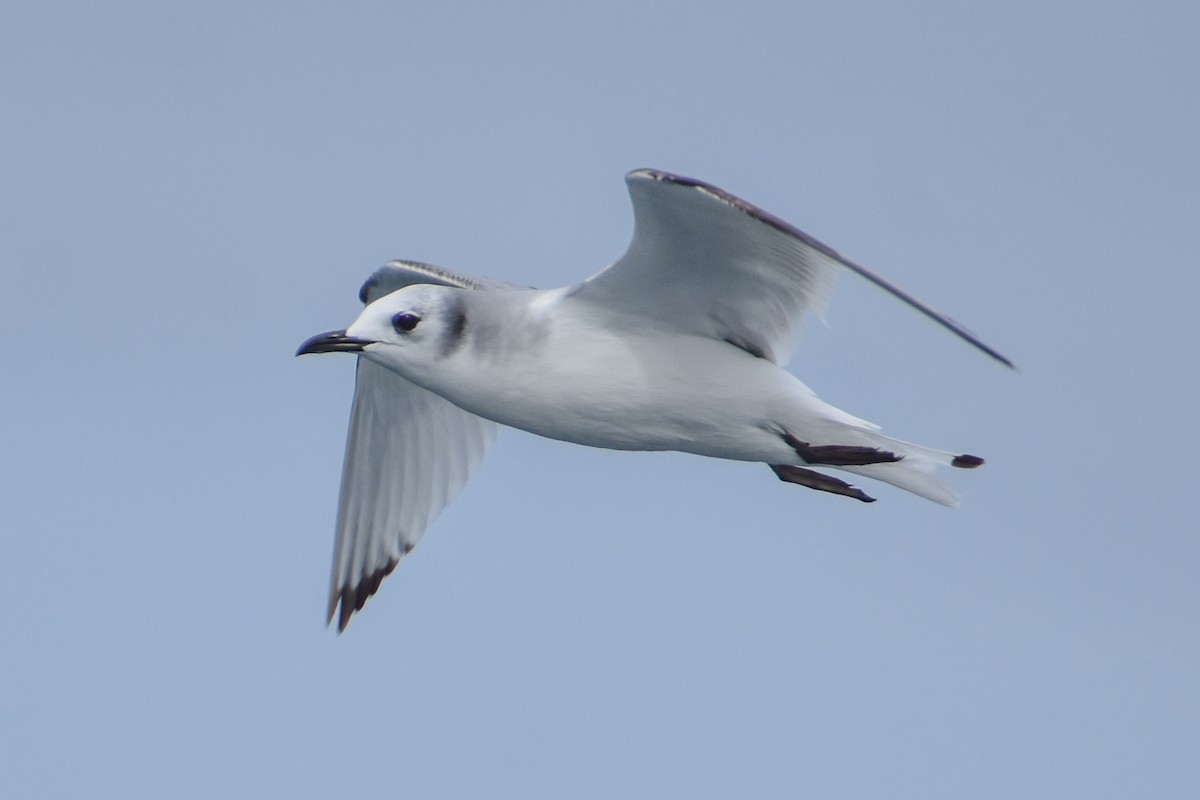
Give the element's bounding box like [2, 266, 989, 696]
[630, 170, 1015, 370]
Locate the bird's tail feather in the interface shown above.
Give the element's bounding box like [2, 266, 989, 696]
[823, 427, 970, 507]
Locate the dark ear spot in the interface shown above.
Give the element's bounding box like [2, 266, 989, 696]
[440, 296, 468, 356]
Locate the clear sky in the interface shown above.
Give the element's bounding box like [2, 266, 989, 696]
[3, 2, 1197, 797]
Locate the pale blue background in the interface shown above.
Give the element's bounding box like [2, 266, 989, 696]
[3, 2, 1197, 797]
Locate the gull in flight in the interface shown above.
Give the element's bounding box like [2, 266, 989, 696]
[298, 169, 1012, 631]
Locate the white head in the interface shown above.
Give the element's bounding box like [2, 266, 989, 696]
[296, 284, 470, 379]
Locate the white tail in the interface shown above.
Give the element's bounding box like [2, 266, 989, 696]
[820, 425, 970, 506]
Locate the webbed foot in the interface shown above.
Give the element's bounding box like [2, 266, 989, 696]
[781, 432, 903, 467]
[770, 464, 876, 503]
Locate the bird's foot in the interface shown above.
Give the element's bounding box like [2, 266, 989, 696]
[770, 464, 876, 503]
[781, 432, 903, 466]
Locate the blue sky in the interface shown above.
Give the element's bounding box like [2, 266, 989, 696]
[3, 2, 1197, 797]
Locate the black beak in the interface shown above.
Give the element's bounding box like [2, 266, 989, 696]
[296, 330, 373, 356]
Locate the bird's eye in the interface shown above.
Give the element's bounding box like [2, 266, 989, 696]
[391, 312, 421, 333]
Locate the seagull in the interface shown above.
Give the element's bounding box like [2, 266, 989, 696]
[298, 169, 1012, 631]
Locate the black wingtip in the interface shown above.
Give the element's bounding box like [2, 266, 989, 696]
[630, 169, 1019, 371]
[329, 556, 401, 634]
[970, 339, 1017, 370]
[952, 454, 985, 469]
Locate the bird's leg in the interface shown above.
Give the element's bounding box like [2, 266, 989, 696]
[770, 464, 876, 503]
[781, 432, 903, 467]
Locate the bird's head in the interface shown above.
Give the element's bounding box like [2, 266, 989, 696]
[296, 284, 468, 377]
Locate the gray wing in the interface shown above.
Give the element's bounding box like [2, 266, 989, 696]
[573, 170, 1012, 367]
[328, 359, 496, 631]
[327, 261, 509, 631]
[360, 259, 524, 301]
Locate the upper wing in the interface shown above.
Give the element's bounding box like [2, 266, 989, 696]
[360, 259, 524, 302]
[573, 170, 1012, 367]
[327, 260, 508, 631]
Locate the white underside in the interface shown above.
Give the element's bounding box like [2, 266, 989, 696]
[363, 293, 964, 506]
